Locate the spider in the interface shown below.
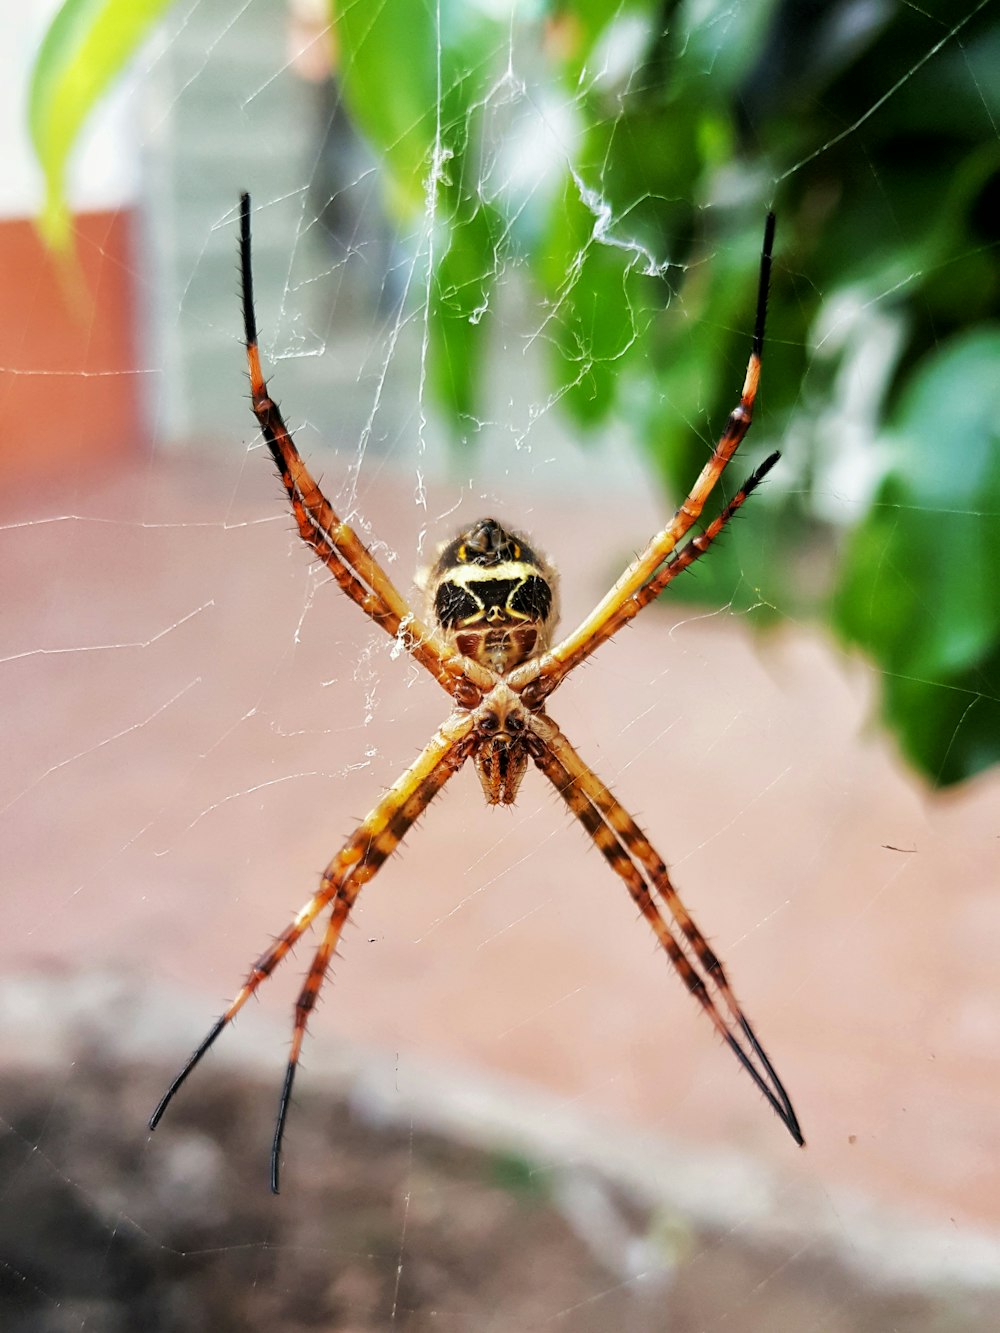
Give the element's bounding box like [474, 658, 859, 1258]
[150, 195, 803, 1191]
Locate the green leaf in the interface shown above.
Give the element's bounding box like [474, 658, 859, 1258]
[533, 132, 690, 428]
[880, 649, 1000, 787]
[542, 222, 659, 427]
[833, 327, 1000, 785]
[335, 0, 502, 222]
[430, 199, 505, 422]
[29, 0, 173, 251]
[334, 0, 438, 220]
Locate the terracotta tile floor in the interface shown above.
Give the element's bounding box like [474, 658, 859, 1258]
[4, 451, 999, 1261]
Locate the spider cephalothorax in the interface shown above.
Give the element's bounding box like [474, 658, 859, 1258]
[149, 198, 802, 1193]
[467, 680, 533, 804]
[426, 517, 558, 674]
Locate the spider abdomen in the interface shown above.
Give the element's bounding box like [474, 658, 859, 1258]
[454, 623, 539, 673]
[424, 517, 559, 675]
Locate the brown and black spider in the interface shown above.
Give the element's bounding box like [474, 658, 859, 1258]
[150, 195, 803, 1191]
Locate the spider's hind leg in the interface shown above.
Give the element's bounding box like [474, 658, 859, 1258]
[529, 715, 803, 1147]
[271, 892, 354, 1193]
[149, 715, 476, 1188]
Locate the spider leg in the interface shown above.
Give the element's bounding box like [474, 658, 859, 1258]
[631, 450, 779, 610]
[271, 907, 343, 1193]
[529, 715, 803, 1146]
[149, 712, 476, 1186]
[239, 193, 469, 698]
[511, 214, 776, 702]
[523, 450, 780, 699]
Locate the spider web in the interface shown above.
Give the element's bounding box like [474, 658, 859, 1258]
[2, 0, 1000, 1328]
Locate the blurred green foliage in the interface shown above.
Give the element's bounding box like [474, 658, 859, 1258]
[834, 329, 1000, 783]
[28, 0, 172, 249]
[487, 1149, 552, 1202]
[30, 0, 999, 784]
[338, 0, 1000, 788]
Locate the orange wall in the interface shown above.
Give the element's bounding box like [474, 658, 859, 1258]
[0, 208, 144, 479]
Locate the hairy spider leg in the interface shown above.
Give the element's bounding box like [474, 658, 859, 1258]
[239, 193, 461, 697]
[529, 722, 803, 1145]
[520, 450, 780, 701]
[538, 719, 802, 1141]
[512, 213, 777, 700]
[628, 450, 780, 612]
[149, 716, 475, 1186]
[268, 725, 473, 1191]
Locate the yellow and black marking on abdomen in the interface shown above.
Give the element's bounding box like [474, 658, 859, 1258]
[427, 518, 558, 673]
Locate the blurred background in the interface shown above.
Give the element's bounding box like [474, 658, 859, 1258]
[3, 0, 1000, 1328]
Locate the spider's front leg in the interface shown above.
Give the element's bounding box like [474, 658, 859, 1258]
[149, 710, 477, 1191]
[239, 193, 481, 701]
[510, 213, 778, 706]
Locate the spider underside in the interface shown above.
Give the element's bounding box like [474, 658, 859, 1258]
[149, 195, 803, 1191]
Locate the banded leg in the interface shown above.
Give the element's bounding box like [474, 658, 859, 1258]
[240, 193, 464, 697]
[519, 449, 779, 702]
[511, 213, 776, 702]
[529, 717, 802, 1145]
[149, 712, 476, 1182]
